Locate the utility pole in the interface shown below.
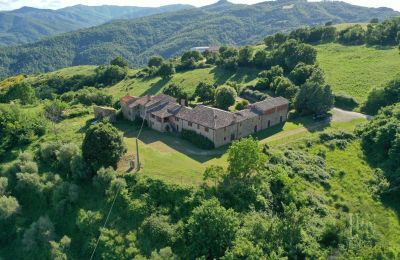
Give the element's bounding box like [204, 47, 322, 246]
[136, 138, 140, 171]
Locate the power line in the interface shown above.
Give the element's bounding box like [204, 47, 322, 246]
[89, 104, 148, 259]
[89, 185, 121, 260]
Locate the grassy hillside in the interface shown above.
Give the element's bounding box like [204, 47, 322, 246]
[0, 5, 192, 46]
[0, 0, 398, 78]
[316, 43, 400, 105]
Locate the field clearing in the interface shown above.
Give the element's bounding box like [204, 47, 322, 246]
[316, 43, 400, 105]
[106, 67, 260, 99]
[309, 141, 400, 249]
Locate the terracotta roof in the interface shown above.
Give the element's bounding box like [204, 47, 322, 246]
[120, 95, 135, 105]
[128, 96, 149, 108]
[251, 97, 289, 113]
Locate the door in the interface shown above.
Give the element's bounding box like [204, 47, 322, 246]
[254, 125, 257, 133]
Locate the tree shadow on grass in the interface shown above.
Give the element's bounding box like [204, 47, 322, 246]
[211, 67, 260, 86]
[114, 120, 227, 164]
[141, 78, 170, 96]
[361, 151, 400, 221]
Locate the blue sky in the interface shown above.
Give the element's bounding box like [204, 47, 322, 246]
[0, 0, 399, 11]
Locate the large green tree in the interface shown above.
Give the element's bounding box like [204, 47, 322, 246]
[194, 82, 215, 103]
[215, 86, 237, 110]
[185, 199, 239, 259]
[82, 122, 126, 172]
[294, 80, 334, 115]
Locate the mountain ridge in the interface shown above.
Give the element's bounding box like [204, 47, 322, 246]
[0, 4, 194, 46]
[0, 0, 398, 78]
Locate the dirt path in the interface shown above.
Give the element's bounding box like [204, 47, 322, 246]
[331, 108, 373, 122]
[261, 108, 372, 146]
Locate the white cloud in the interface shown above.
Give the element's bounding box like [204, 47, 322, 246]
[0, 0, 399, 11]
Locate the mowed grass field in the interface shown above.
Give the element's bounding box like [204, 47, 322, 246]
[316, 43, 400, 104]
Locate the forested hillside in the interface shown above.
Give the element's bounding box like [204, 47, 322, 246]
[0, 0, 398, 78]
[1, 21, 400, 258]
[0, 4, 193, 46]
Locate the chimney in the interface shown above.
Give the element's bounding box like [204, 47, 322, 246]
[180, 99, 186, 106]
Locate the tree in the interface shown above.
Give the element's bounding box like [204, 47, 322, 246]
[110, 56, 128, 68]
[0, 195, 20, 242]
[82, 122, 126, 172]
[362, 77, 400, 115]
[22, 216, 55, 255]
[227, 138, 263, 178]
[358, 103, 400, 172]
[181, 50, 203, 63]
[50, 235, 71, 260]
[158, 63, 175, 79]
[277, 40, 317, 71]
[44, 99, 68, 138]
[4, 82, 36, 105]
[162, 83, 188, 102]
[215, 86, 237, 110]
[238, 46, 254, 67]
[185, 199, 239, 259]
[148, 56, 164, 67]
[253, 50, 271, 69]
[97, 229, 139, 260]
[194, 82, 215, 102]
[294, 80, 334, 115]
[338, 25, 366, 45]
[203, 165, 226, 186]
[273, 77, 299, 101]
[138, 214, 176, 254]
[289, 63, 316, 85]
[223, 237, 265, 260]
[95, 65, 127, 86]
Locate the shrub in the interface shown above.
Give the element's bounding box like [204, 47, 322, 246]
[334, 94, 358, 110]
[235, 100, 249, 110]
[181, 129, 214, 150]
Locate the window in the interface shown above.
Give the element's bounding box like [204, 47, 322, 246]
[197, 124, 200, 129]
[188, 122, 193, 127]
[205, 127, 209, 132]
[175, 117, 179, 122]
[151, 114, 155, 119]
[224, 137, 226, 141]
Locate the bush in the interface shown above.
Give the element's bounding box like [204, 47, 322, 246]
[181, 129, 214, 150]
[334, 94, 358, 110]
[240, 88, 269, 102]
[235, 100, 249, 110]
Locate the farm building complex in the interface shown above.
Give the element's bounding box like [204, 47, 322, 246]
[121, 94, 289, 147]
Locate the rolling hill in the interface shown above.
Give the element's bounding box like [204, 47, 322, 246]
[0, 4, 193, 46]
[0, 0, 398, 79]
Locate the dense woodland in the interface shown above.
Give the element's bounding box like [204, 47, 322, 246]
[0, 0, 399, 78]
[0, 4, 193, 46]
[0, 12, 400, 260]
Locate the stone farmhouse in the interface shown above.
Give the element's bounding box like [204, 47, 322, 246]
[121, 94, 289, 148]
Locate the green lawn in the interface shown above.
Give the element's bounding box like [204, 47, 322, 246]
[316, 43, 400, 105]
